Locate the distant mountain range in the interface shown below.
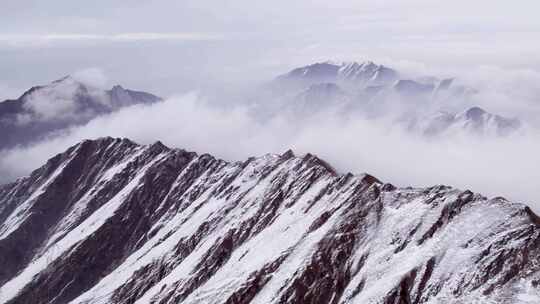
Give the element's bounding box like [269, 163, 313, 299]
[0, 76, 161, 150]
[262, 61, 521, 137]
[0, 137, 538, 303]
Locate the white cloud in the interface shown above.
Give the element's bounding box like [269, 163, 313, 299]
[72, 68, 109, 89]
[2, 91, 540, 214]
[21, 80, 79, 122]
[15, 68, 111, 124]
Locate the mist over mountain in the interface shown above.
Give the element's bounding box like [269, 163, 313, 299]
[253, 61, 523, 137]
[0, 75, 161, 150]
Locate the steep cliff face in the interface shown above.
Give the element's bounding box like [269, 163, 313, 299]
[0, 137, 538, 304]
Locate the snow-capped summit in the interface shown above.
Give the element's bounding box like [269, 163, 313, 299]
[338, 61, 398, 84]
[274, 61, 399, 91]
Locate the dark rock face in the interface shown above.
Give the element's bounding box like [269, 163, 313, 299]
[0, 137, 539, 304]
[0, 77, 161, 150]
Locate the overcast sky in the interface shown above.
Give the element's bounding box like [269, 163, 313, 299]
[2, 0, 540, 98]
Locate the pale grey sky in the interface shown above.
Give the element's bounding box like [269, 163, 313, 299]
[1, 0, 540, 98]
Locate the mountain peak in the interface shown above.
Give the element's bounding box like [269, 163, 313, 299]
[281, 149, 295, 159]
[111, 84, 125, 91]
[463, 106, 487, 120]
[276, 60, 399, 89]
[0, 77, 162, 151]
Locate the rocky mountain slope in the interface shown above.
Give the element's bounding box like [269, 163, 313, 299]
[0, 137, 538, 304]
[0, 77, 161, 150]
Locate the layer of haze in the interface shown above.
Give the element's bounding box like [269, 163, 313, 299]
[1, 88, 540, 213]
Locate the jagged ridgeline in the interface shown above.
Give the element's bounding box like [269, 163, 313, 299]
[0, 137, 539, 304]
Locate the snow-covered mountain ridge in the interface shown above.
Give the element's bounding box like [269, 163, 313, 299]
[0, 137, 538, 303]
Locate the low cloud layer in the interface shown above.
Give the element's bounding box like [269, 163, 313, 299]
[2, 90, 540, 213]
